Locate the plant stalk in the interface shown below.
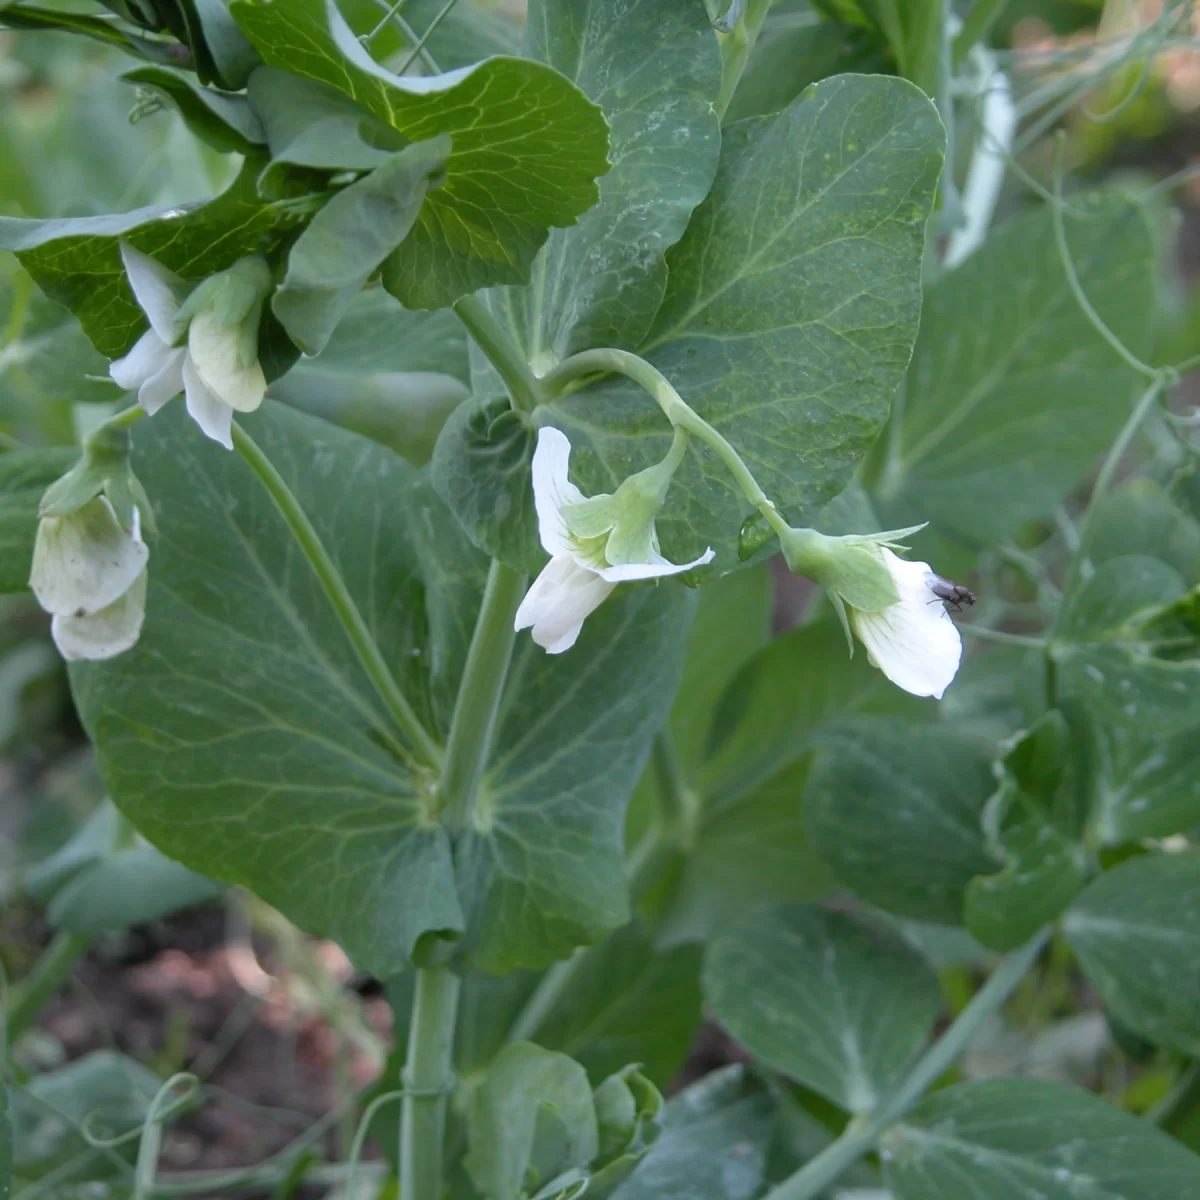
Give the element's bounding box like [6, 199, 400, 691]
[400, 966, 462, 1200]
[231, 421, 442, 770]
[453, 295, 543, 413]
[763, 928, 1049, 1200]
[439, 558, 525, 829]
[714, 0, 772, 119]
[5, 931, 91, 1045]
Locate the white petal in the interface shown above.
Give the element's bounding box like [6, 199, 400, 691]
[119, 241, 186, 343]
[183, 356, 234, 449]
[593, 545, 715, 583]
[138, 347, 187, 414]
[188, 310, 266, 413]
[530, 426, 586, 558]
[51, 568, 147, 661]
[514, 555, 615, 654]
[29, 496, 149, 618]
[849, 549, 962, 699]
[110, 328, 174, 392]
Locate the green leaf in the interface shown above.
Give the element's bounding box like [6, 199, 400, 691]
[0, 1073, 9, 1200]
[491, 0, 722, 359]
[1091, 723, 1200, 843]
[1057, 644, 1200, 735]
[272, 136, 452, 355]
[70, 403, 690, 976]
[607, 1066, 774, 1200]
[1088, 481, 1200, 585]
[11, 1050, 160, 1178]
[26, 800, 223, 935]
[1058, 555, 1185, 641]
[121, 66, 266, 155]
[885, 1077, 1200, 1199]
[805, 718, 996, 924]
[0, 161, 278, 359]
[524, 922, 704, 1087]
[429, 398, 543, 573]
[400, 0, 521, 68]
[465, 1043, 599, 1200]
[875, 194, 1156, 545]
[0, 2, 183, 64]
[228, 0, 610, 309]
[0, 447, 77, 594]
[554, 74, 944, 570]
[1064, 853, 1200, 1056]
[705, 905, 940, 1112]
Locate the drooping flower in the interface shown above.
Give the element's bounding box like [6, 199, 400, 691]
[779, 526, 962, 699]
[515, 427, 713, 654]
[109, 243, 272, 450]
[29, 496, 148, 661]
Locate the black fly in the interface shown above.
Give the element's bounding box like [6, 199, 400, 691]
[926, 574, 976, 615]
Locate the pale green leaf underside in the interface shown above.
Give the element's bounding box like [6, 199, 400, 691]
[877, 193, 1156, 544]
[69, 403, 689, 976]
[887, 1078, 1200, 1199]
[229, 0, 611, 309]
[552, 73, 945, 569]
[705, 905, 940, 1113]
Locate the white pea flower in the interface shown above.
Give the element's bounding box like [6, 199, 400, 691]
[515, 427, 713, 654]
[109, 242, 272, 450]
[780, 526, 962, 699]
[29, 496, 148, 661]
[846, 547, 962, 699]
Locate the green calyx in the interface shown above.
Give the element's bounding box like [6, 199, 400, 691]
[39, 417, 153, 534]
[560, 427, 689, 566]
[778, 526, 901, 613]
[178, 254, 272, 334]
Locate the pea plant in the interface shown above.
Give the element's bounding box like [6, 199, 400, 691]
[4, 0, 1200, 1197]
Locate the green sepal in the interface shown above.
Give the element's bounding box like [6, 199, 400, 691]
[177, 254, 273, 333]
[779, 526, 900, 612]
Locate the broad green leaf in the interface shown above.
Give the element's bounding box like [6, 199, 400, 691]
[705, 905, 940, 1112]
[725, 8, 887, 122]
[494, 0, 722, 359]
[526, 923, 704, 1087]
[10, 1051, 160, 1178]
[1057, 644, 1200, 735]
[0, 161, 278, 358]
[1091, 723, 1200, 843]
[885, 1077, 1200, 1199]
[0, 3, 182, 64]
[465, 1043, 598, 1200]
[121, 66, 266, 155]
[26, 800, 223, 935]
[554, 74, 944, 570]
[400, 0, 522, 68]
[70, 403, 690, 976]
[1057, 555, 1185, 641]
[1064, 853, 1200, 1056]
[607, 1066, 774, 1200]
[0, 447, 76, 594]
[1088, 481, 1200, 584]
[228, 0, 610, 309]
[272, 136, 452, 355]
[805, 718, 996, 923]
[875, 194, 1156, 545]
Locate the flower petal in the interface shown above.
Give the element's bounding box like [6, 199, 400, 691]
[183, 356, 234, 449]
[188, 310, 267, 413]
[592, 545, 715, 583]
[137, 347, 187, 414]
[530, 426, 586, 558]
[514, 554, 615, 654]
[51, 568, 147, 661]
[119, 241, 187, 344]
[848, 548, 962, 699]
[110, 328, 174, 392]
[30, 496, 149, 617]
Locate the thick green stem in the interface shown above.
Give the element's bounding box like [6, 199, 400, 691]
[541, 348, 789, 539]
[231, 422, 442, 770]
[453, 295, 542, 413]
[715, 0, 772, 119]
[5, 931, 91, 1045]
[439, 558, 525, 829]
[400, 967, 461, 1200]
[764, 929, 1048, 1200]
